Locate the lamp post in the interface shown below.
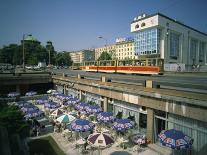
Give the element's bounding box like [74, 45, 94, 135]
[22, 34, 32, 71]
[98, 36, 108, 60]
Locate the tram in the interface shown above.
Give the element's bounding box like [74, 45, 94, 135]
[73, 58, 164, 75]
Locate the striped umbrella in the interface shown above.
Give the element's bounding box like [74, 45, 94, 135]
[97, 112, 114, 123]
[36, 96, 48, 104]
[85, 105, 102, 114]
[50, 108, 64, 117]
[56, 114, 76, 124]
[87, 132, 114, 148]
[71, 119, 95, 132]
[158, 129, 193, 150]
[75, 102, 89, 111]
[44, 102, 60, 109]
[112, 118, 134, 132]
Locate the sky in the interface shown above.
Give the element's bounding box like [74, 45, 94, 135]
[0, 0, 207, 52]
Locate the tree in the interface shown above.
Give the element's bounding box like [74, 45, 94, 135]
[98, 51, 112, 61]
[55, 51, 72, 66]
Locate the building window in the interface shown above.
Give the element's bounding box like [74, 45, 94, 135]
[199, 42, 205, 62]
[170, 32, 180, 59]
[134, 28, 160, 55]
[190, 39, 198, 62]
[135, 24, 139, 29]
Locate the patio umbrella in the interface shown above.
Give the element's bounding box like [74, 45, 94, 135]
[24, 109, 44, 119]
[87, 132, 114, 148]
[85, 105, 102, 114]
[15, 101, 29, 108]
[21, 104, 38, 113]
[47, 89, 57, 94]
[97, 112, 114, 123]
[158, 129, 193, 150]
[71, 119, 95, 132]
[56, 114, 76, 124]
[112, 118, 134, 132]
[8, 92, 20, 97]
[50, 108, 64, 117]
[87, 132, 114, 155]
[75, 102, 89, 111]
[36, 96, 48, 104]
[44, 102, 60, 109]
[65, 97, 79, 106]
[25, 91, 37, 96]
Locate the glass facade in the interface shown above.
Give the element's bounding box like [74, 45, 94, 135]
[170, 32, 180, 59]
[134, 28, 160, 55]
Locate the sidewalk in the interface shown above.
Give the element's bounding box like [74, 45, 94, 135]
[51, 132, 159, 155]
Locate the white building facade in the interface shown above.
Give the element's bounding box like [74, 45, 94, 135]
[69, 51, 84, 63]
[115, 38, 136, 60]
[131, 13, 207, 71]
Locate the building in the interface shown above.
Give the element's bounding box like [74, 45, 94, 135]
[131, 13, 207, 71]
[83, 49, 95, 61]
[115, 37, 136, 60]
[69, 51, 84, 63]
[95, 44, 116, 60]
[70, 49, 95, 63]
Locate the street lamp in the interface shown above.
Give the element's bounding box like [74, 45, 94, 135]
[98, 36, 108, 60]
[22, 34, 32, 70]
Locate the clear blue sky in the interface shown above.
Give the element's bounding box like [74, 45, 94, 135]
[0, 0, 206, 52]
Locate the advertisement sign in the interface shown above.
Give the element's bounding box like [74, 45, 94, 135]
[116, 37, 134, 43]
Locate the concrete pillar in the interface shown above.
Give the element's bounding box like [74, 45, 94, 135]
[78, 74, 81, 79]
[146, 108, 154, 143]
[103, 97, 108, 112]
[145, 80, 153, 88]
[101, 76, 106, 82]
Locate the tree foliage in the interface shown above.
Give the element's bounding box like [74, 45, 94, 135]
[98, 51, 112, 61]
[0, 103, 30, 137]
[55, 51, 72, 66]
[0, 41, 58, 66]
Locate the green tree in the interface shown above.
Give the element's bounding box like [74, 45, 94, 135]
[0, 103, 29, 137]
[98, 51, 112, 60]
[55, 51, 72, 66]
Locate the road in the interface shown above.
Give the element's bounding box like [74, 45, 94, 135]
[51, 69, 207, 94]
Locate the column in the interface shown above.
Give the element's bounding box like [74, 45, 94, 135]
[103, 97, 108, 112]
[146, 108, 154, 143]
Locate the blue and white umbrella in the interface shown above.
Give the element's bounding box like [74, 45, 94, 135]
[75, 102, 89, 111]
[24, 109, 44, 119]
[112, 118, 134, 132]
[36, 96, 48, 104]
[15, 101, 30, 108]
[44, 101, 60, 109]
[21, 104, 38, 113]
[25, 91, 37, 96]
[85, 105, 102, 114]
[158, 129, 194, 150]
[71, 119, 95, 132]
[8, 92, 20, 97]
[97, 112, 114, 123]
